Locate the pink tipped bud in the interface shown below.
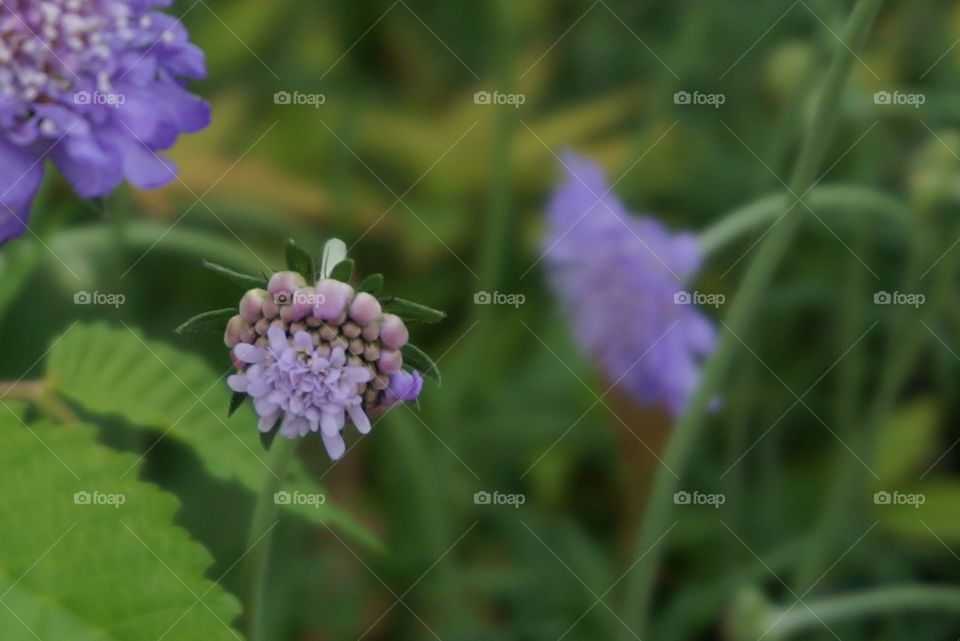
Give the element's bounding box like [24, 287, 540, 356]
[268, 271, 307, 303]
[379, 314, 409, 350]
[224, 315, 250, 348]
[313, 279, 354, 321]
[239, 288, 269, 323]
[349, 292, 382, 326]
[288, 286, 316, 321]
[378, 349, 403, 374]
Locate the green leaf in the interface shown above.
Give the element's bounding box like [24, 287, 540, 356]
[872, 397, 940, 485]
[46, 322, 380, 551]
[228, 391, 247, 417]
[202, 260, 266, 290]
[383, 297, 446, 323]
[0, 415, 241, 639]
[875, 480, 960, 544]
[260, 419, 281, 451]
[283, 239, 314, 282]
[401, 343, 442, 384]
[175, 308, 236, 335]
[329, 259, 355, 283]
[357, 273, 384, 294]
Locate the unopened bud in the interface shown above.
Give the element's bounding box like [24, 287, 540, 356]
[224, 315, 250, 348]
[379, 314, 409, 350]
[378, 349, 403, 374]
[268, 271, 307, 299]
[349, 292, 382, 327]
[313, 279, 353, 321]
[239, 288, 269, 323]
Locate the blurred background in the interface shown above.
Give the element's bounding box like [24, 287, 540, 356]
[4, 0, 960, 639]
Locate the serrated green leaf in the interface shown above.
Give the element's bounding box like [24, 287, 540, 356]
[383, 297, 446, 323]
[176, 308, 236, 335]
[202, 260, 266, 290]
[284, 239, 314, 281]
[0, 416, 241, 639]
[46, 322, 380, 551]
[329, 259, 355, 283]
[357, 273, 384, 294]
[401, 343, 441, 384]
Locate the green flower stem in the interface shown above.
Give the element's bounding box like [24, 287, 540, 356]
[0, 379, 78, 424]
[246, 437, 297, 641]
[765, 585, 960, 640]
[698, 185, 914, 257]
[619, 1, 884, 637]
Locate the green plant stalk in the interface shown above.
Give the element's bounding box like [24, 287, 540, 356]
[698, 185, 913, 257]
[765, 585, 960, 640]
[246, 436, 297, 641]
[619, 1, 884, 637]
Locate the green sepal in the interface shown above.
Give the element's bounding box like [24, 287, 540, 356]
[401, 343, 441, 384]
[284, 239, 315, 282]
[357, 273, 384, 294]
[329, 259, 355, 283]
[202, 260, 267, 290]
[176, 308, 237, 335]
[383, 297, 446, 323]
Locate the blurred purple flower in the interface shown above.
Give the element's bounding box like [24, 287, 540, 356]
[0, 0, 210, 243]
[543, 152, 716, 417]
[228, 327, 374, 461]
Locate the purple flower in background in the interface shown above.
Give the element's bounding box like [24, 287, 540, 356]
[543, 152, 716, 417]
[0, 0, 210, 243]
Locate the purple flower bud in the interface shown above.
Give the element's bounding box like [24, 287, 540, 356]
[379, 314, 409, 350]
[313, 279, 354, 321]
[386, 370, 423, 403]
[378, 349, 403, 374]
[224, 315, 250, 348]
[268, 271, 307, 303]
[349, 292, 382, 327]
[287, 286, 316, 321]
[239, 289, 269, 323]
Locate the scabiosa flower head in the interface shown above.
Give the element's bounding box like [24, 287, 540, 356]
[0, 0, 210, 242]
[543, 152, 716, 417]
[224, 267, 427, 460]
